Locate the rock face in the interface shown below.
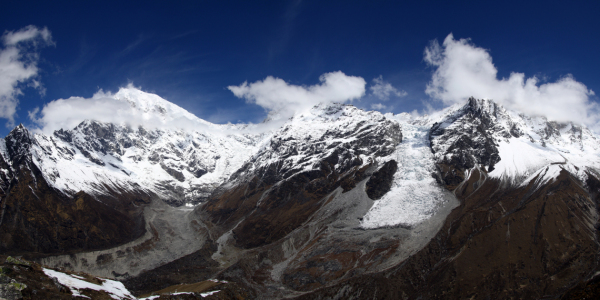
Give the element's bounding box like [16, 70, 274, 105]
[365, 160, 398, 200]
[0, 273, 25, 300]
[430, 98, 504, 173]
[0, 126, 148, 256]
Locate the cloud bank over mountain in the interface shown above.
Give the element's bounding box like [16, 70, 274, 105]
[424, 33, 598, 128]
[29, 84, 219, 135]
[29, 72, 367, 135]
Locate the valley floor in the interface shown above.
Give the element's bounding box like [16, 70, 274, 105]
[38, 199, 211, 280]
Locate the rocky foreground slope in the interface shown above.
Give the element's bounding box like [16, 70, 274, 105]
[2, 88, 600, 299]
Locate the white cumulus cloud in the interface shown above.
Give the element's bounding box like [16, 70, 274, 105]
[228, 71, 366, 119]
[370, 75, 407, 100]
[424, 33, 598, 128]
[0, 25, 54, 127]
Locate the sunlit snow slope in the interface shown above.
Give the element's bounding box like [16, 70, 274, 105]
[1, 87, 268, 206]
[43, 268, 136, 300]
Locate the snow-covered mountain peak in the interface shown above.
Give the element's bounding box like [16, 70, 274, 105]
[0, 87, 277, 206]
[290, 103, 381, 129]
[6, 124, 31, 143]
[465, 97, 502, 114]
[284, 103, 397, 152]
[4, 124, 33, 164]
[228, 102, 401, 187]
[429, 97, 600, 186]
[111, 87, 210, 126]
[37, 117, 266, 204]
[308, 102, 347, 116]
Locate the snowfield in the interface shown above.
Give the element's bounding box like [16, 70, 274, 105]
[486, 103, 600, 186]
[43, 268, 136, 299]
[43, 267, 222, 299]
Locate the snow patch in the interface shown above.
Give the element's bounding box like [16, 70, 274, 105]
[489, 138, 565, 184]
[200, 290, 220, 297]
[43, 268, 136, 300]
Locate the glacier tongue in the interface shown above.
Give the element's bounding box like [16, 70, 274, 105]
[361, 118, 447, 228]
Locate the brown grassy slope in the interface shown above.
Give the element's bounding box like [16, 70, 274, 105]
[203, 161, 372, 250]
[0, 161, 148, 258]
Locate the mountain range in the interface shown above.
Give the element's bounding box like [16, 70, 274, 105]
[1, 88, 600, 299]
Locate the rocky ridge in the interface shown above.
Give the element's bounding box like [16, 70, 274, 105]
[430, 97, 600, 188]
[1, 95, 265, 207]
[295, 98, 600, 299]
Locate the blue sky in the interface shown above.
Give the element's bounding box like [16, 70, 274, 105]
[1, 1, 600, 137]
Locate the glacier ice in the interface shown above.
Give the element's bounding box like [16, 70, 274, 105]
[361, 119, 447, 228]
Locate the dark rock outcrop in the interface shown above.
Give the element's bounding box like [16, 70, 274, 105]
[429, 97, 503, 177]
[365, 160, 398, 200]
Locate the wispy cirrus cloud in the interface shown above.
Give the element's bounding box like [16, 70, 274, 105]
[116, 33, 151, 58]
[0, 25, 54, 127]
[371, 103, 387, 110]
[370, 75, 407, 100]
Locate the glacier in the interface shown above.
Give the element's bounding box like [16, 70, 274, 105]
[361, 116, 447, 228]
